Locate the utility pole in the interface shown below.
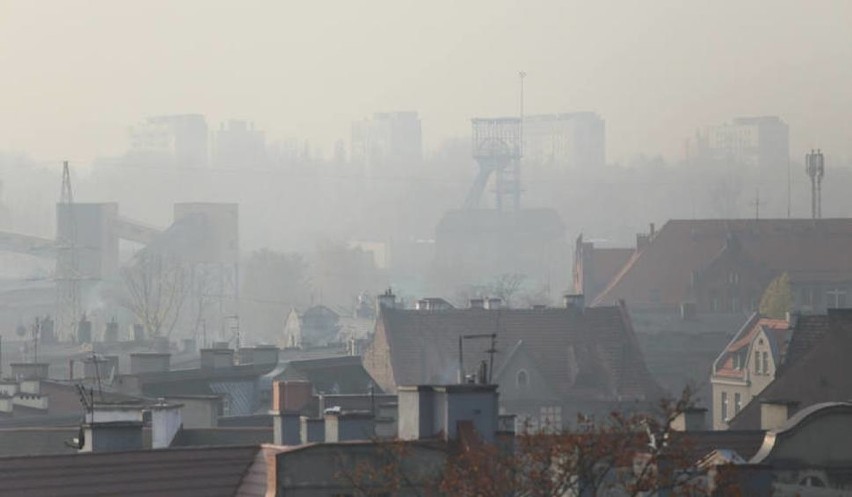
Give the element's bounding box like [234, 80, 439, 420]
[751, 189, 761, 220]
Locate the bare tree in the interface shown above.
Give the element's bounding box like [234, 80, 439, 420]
[338, 389, 732, 497]
[120, 252, 190, 339]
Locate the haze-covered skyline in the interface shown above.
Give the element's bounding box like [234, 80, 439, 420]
[2, 0, 851, 165]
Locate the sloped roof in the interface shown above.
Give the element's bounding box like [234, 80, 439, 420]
[0, 445, 263, 497]
[371, 303, 661, 401]
[728, 309, 852, 430]
[275, 356, 378, 395]
[171, 427, 272, 447]
[590, 247, 634, 294]
[594, 219, 852, 306]
[712, 314, 791, 379]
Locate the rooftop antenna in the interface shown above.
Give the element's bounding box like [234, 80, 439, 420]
[458, 333, 498, 383]
[805, 149, 825, 219]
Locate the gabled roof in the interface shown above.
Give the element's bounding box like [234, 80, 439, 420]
[728, 309, 852, 430]
[593, 219, 852, 306]
[712, 314, 791, 379]
[0, 445, 265, 497]
[275, 356, 378, 395]
[367, 303, 662, 401]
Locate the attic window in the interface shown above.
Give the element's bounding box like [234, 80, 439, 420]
[517, 369, 529, 388]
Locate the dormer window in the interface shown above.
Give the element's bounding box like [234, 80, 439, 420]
[516, 369, 529, 389]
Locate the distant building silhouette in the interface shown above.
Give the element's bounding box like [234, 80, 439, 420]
[522, 112, 605, 169]
[351, 111, 422, 176]
[692, 116, 789, 169]
[128, 114, 209, 168]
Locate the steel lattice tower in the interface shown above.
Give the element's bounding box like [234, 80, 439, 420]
[55, 161, 81, 341]
[465, 117, 522, 211]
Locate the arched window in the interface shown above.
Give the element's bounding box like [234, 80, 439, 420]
[516, 369, 529, 388]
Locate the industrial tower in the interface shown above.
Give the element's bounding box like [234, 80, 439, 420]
[464, 71, 526, 211]
[465, 118, 522, 211]
[806, 149, 825, 219]
[55, 161, 82, 341]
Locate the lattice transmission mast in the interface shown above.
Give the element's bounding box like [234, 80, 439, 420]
[56, 161, 81, 341]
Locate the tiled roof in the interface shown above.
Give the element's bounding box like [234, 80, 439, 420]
[728, 309, 852, 430]
[0, 445, 262, 497]
[365, 303, 662, 401]
[672, 430, 766, 462]
[275, 356, 377, 395]
[712, 314, 791, 379]
[594, 219, 852, 306]
[170, 427, 272, 447]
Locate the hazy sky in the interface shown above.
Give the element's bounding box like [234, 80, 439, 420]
[1, 0, 851, 165]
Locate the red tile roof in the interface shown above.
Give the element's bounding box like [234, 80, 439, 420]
[728, 310, 852, 430]
[593, 219, 852, 306]
[712, 314, 792, 379]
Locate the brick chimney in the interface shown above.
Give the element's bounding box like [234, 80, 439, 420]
[271, 381, 313, 446]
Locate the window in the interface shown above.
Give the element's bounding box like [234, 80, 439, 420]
[721, 392, 728, 421]
[729, 272, 740, 285]
[762, 351, 769, 375]
[734, 393, 742, 414]
[516, 369, 529, 389]
[754, 351, 760, 373]
[540, 406, 562, 431]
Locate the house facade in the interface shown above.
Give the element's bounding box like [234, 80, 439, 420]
[710, 314, 791, 429]
[362, 296, 662, 429]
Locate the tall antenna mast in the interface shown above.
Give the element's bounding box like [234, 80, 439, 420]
[56, 161, 82, 341]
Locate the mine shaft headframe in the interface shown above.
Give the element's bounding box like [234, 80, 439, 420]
[471, 117, 522, 162]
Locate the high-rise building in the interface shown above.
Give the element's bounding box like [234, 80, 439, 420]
[213, 120, 266, 169]
[694, 116, 789, 169]
[522, 112, 605, 169]
[128, 114, 209, 168]
[351, 111, 422, 175]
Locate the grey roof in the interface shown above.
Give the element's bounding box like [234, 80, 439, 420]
[170, 427, 272, 447]
[0, 445, 263, 497]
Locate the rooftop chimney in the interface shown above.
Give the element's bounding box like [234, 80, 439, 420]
[325, 411, 375, 442]
[636, 233, 650, 251]
[469, 298, 485, 309]
[79, 402, 145, 453]
[10, 363, 49, 380]
[83, 356, 119, 382]
[150, 399, 183, 449]
[760, 400, 798, 431]
[238, 346, 279, 366]
[200, 348, 235, 370]
[398, 384, 499, 443]
[377, 288, 396, 313]
[671, 407, 707, 431]
[485, 298, 502, 310]
[563, 294, 585, 310]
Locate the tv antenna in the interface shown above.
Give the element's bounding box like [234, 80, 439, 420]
[458, 333, 498, 383]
